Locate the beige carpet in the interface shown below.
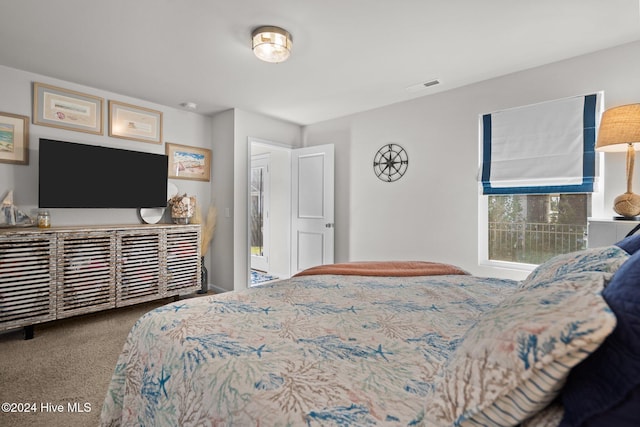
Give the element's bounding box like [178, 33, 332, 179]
[0, 299, 174, 427]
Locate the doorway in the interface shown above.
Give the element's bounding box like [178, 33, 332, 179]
[250, 154, 270, 272]
[248, 139, 292, 286]
[247, 138, 335, 286]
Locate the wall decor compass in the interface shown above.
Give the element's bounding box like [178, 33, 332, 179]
[373, 143, 408, 182]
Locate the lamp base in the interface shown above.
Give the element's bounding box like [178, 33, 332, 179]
[613, 192, 640, 218]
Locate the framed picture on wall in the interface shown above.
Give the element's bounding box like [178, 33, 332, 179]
[109, 100, 162, 144]
[0, 112, 29, 165]
[32, 82, 104, 134]
[166, 142, 211, 181]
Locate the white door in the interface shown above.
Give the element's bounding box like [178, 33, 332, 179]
[291, 144, 334, 274]
[250, 154, 270, 272]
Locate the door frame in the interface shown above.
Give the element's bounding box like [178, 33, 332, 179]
[247, 137, 293, 286]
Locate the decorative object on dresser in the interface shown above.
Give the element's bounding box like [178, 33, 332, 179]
[0, 111, 29, 165]
[194, 204, 217, 293]
[0, 224, 200, 339]
[0, 190, 35, 227]
[32, 82, 104, 135]
[138, 207, 165, 224]
[36, 209, 50, 228]
[596, 104, 640, 218]
[169, 194, 195, 224]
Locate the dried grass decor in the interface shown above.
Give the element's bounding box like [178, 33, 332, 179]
[198, 205, 217, 256]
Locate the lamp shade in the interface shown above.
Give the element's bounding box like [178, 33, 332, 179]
[251, 26, 292, 63]
[597, 103, 640, 217]
[596, 104, 640, 152]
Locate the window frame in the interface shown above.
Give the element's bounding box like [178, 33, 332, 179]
[477, 93, 605, 272]
[478, 154, 606, 271]
[478, 194, 538, 272]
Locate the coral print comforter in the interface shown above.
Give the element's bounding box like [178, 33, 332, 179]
[100, 273, 517, 426]
[100, 247, 627, 426]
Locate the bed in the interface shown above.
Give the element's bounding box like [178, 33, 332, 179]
[100, 236, 640, 427]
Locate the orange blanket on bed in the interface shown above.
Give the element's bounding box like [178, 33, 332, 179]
[293, 261, 469, 277]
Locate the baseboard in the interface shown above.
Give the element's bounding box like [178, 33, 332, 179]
[271, 271, 290, 281]
[207, 284, 229, 294]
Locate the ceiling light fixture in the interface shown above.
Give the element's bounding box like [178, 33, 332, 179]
[251, 26, 292, 63]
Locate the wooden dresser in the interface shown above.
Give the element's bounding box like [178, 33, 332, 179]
[0, 224, 200, 338]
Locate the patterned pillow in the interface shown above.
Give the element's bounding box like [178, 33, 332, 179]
[520, 245, 628, 290]
[425, 270, 620, 427]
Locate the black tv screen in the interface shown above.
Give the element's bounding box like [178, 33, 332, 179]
[39, 139, 168, 208]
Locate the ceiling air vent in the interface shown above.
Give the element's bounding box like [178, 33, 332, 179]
[405, 79, 440, 92]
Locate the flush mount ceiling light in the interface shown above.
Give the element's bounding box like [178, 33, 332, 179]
[251, 26, 292, 63]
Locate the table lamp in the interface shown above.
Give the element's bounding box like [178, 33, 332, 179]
[596, 104, 640, 218]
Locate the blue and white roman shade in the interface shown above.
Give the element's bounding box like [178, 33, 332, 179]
[480, 92, 603, 195]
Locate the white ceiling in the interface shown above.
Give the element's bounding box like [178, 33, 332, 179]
[1, 1, 639, 126]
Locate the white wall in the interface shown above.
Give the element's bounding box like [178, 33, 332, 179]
[303, 41, 640, 280]
[5, 41, 639, 290]
[0, 65, 213, 226]
[209, 109, 301, 292]
[0, 65, 215, 272]
[210, 110, 236, 293]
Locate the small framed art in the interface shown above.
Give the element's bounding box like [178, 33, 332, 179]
[0, 112, 29, 165]
[166, 143, 211, 181]
[109, 100, 162, 144]
[33, 82, 103, 134]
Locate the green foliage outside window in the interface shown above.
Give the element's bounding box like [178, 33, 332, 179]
[488, 194, 590, 264]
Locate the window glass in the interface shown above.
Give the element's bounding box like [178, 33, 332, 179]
[488, 194, 591, 264]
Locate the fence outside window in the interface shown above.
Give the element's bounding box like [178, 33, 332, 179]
[489, 222, 588, 265]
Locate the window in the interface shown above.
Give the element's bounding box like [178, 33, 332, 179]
[480, 93, 602, 267]
[488, 194, 590, 264]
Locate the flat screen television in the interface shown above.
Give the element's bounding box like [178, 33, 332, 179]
[39, 139, 168, 208]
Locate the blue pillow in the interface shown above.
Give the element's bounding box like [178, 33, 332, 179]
[580, 384, 640, 427]
[615, 232, 640, 255]
[560, 249, 640, 426]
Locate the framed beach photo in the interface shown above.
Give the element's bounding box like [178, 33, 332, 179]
[33, 82, 103, 134]
[109, 100, 162, 144]
[166, 143, 211, 181]
[0, 112, 29, 165]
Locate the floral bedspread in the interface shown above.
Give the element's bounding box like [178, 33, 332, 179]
[100, 274, 518, 426]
